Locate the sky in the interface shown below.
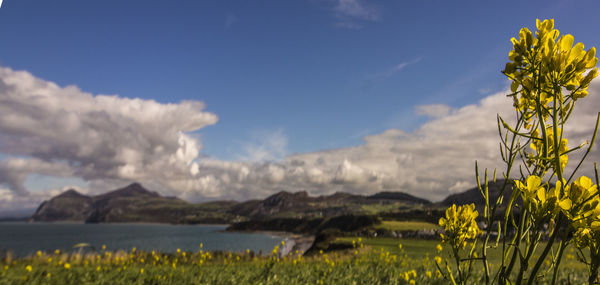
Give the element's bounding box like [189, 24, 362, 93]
[0, 0, 599, 215]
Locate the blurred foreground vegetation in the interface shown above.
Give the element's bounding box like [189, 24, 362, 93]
[0, 237, 590, 284]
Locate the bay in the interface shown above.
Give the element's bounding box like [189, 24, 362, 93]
[0, 222, 283, 257]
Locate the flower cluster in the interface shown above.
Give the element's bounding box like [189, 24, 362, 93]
[504, 19, 598, 121]
[528, 127, 569, 172]
[559, 176, 599, 220]
[446, 18, 600, 284]
[515, 176, 557, 222]
[515, 175, 599, 224]
[438, 204, 480, 249]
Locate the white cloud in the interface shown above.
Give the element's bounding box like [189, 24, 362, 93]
[0, 66, 218, 209]
[238, 129, 288, 162]
[372, 57, 422, 79]
[331, 0, 380, 28]
[389, 58, 422, 75]
[1, 66, 599, 212]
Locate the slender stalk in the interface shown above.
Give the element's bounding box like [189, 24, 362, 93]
[487, 113, 520, 283]
[551, 239, 566, 285]
[505, 210, 527, 281]
[551, 86, 564, 182]
[517, 231, 541, 284]
[590, 266, 599, 285]
[526, 217, 563, 285]
[452, 246, 464, 284]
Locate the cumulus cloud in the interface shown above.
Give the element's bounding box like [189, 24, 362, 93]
[1, 66, 599, 213]
[0, 66, 218, 207]
[181, 81, 598, 202]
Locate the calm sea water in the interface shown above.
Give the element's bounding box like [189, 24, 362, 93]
[0, 222, 283, 257]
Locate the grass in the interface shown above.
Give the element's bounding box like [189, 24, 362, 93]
[0, 238, 592, 284]
[337, 237, 438, 257]
[374, 220, 440, 232]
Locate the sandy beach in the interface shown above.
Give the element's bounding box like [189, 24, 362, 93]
[244, 231, 315, 257]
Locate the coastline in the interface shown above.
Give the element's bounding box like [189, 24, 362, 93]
[229, 230, 315, 256]
[24, 221, 230, 227]
[0, 223, 311, 257]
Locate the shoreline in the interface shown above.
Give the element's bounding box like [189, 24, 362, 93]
[20, 221, 231, 227]
[228, 230, 315, 256]
[2, 222, 315, 256]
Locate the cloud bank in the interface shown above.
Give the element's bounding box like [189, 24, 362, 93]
[0, 66, 218, 207]
[0, 66, 599, 212]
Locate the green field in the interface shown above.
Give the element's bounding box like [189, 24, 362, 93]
[374, 220, 440, 232]
[0, 238, 591, 284]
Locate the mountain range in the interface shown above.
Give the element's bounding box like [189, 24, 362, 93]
[31, 183, 434, 223]
[30, 180, 514, 224]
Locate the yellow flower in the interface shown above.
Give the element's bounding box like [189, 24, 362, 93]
[402, 272, 410, 281]
[25, 265, 32, 272]
[436, 243, 443, 253]
[514, 176, 568, 221]
[64, 263, 71, 269]
[528, 128, 569, 173]
[439, 204, 480, 248]
[505, 18, 598, 130]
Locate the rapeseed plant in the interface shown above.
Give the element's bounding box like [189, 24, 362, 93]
[438, 18, 599, 285]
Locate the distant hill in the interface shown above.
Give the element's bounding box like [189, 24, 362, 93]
[31, 179, 530, 226]
[31, 184, 432, 224]
[436, 179, 520, 215]
[31, 189, 93, 222]
[31, 183, 239, 224]
[229, 190, 431, 219]
[367, 191, 431, 204]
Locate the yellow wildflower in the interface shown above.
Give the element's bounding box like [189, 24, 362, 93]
[439, 204, 480, 248]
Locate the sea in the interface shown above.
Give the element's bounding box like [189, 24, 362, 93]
[0, 222, 284, 257]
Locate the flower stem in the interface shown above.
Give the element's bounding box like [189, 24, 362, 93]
[526, 217, 562, 285]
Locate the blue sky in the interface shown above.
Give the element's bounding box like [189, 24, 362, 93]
[1, 0, 600, 210]
[1, 0, 597, 159]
